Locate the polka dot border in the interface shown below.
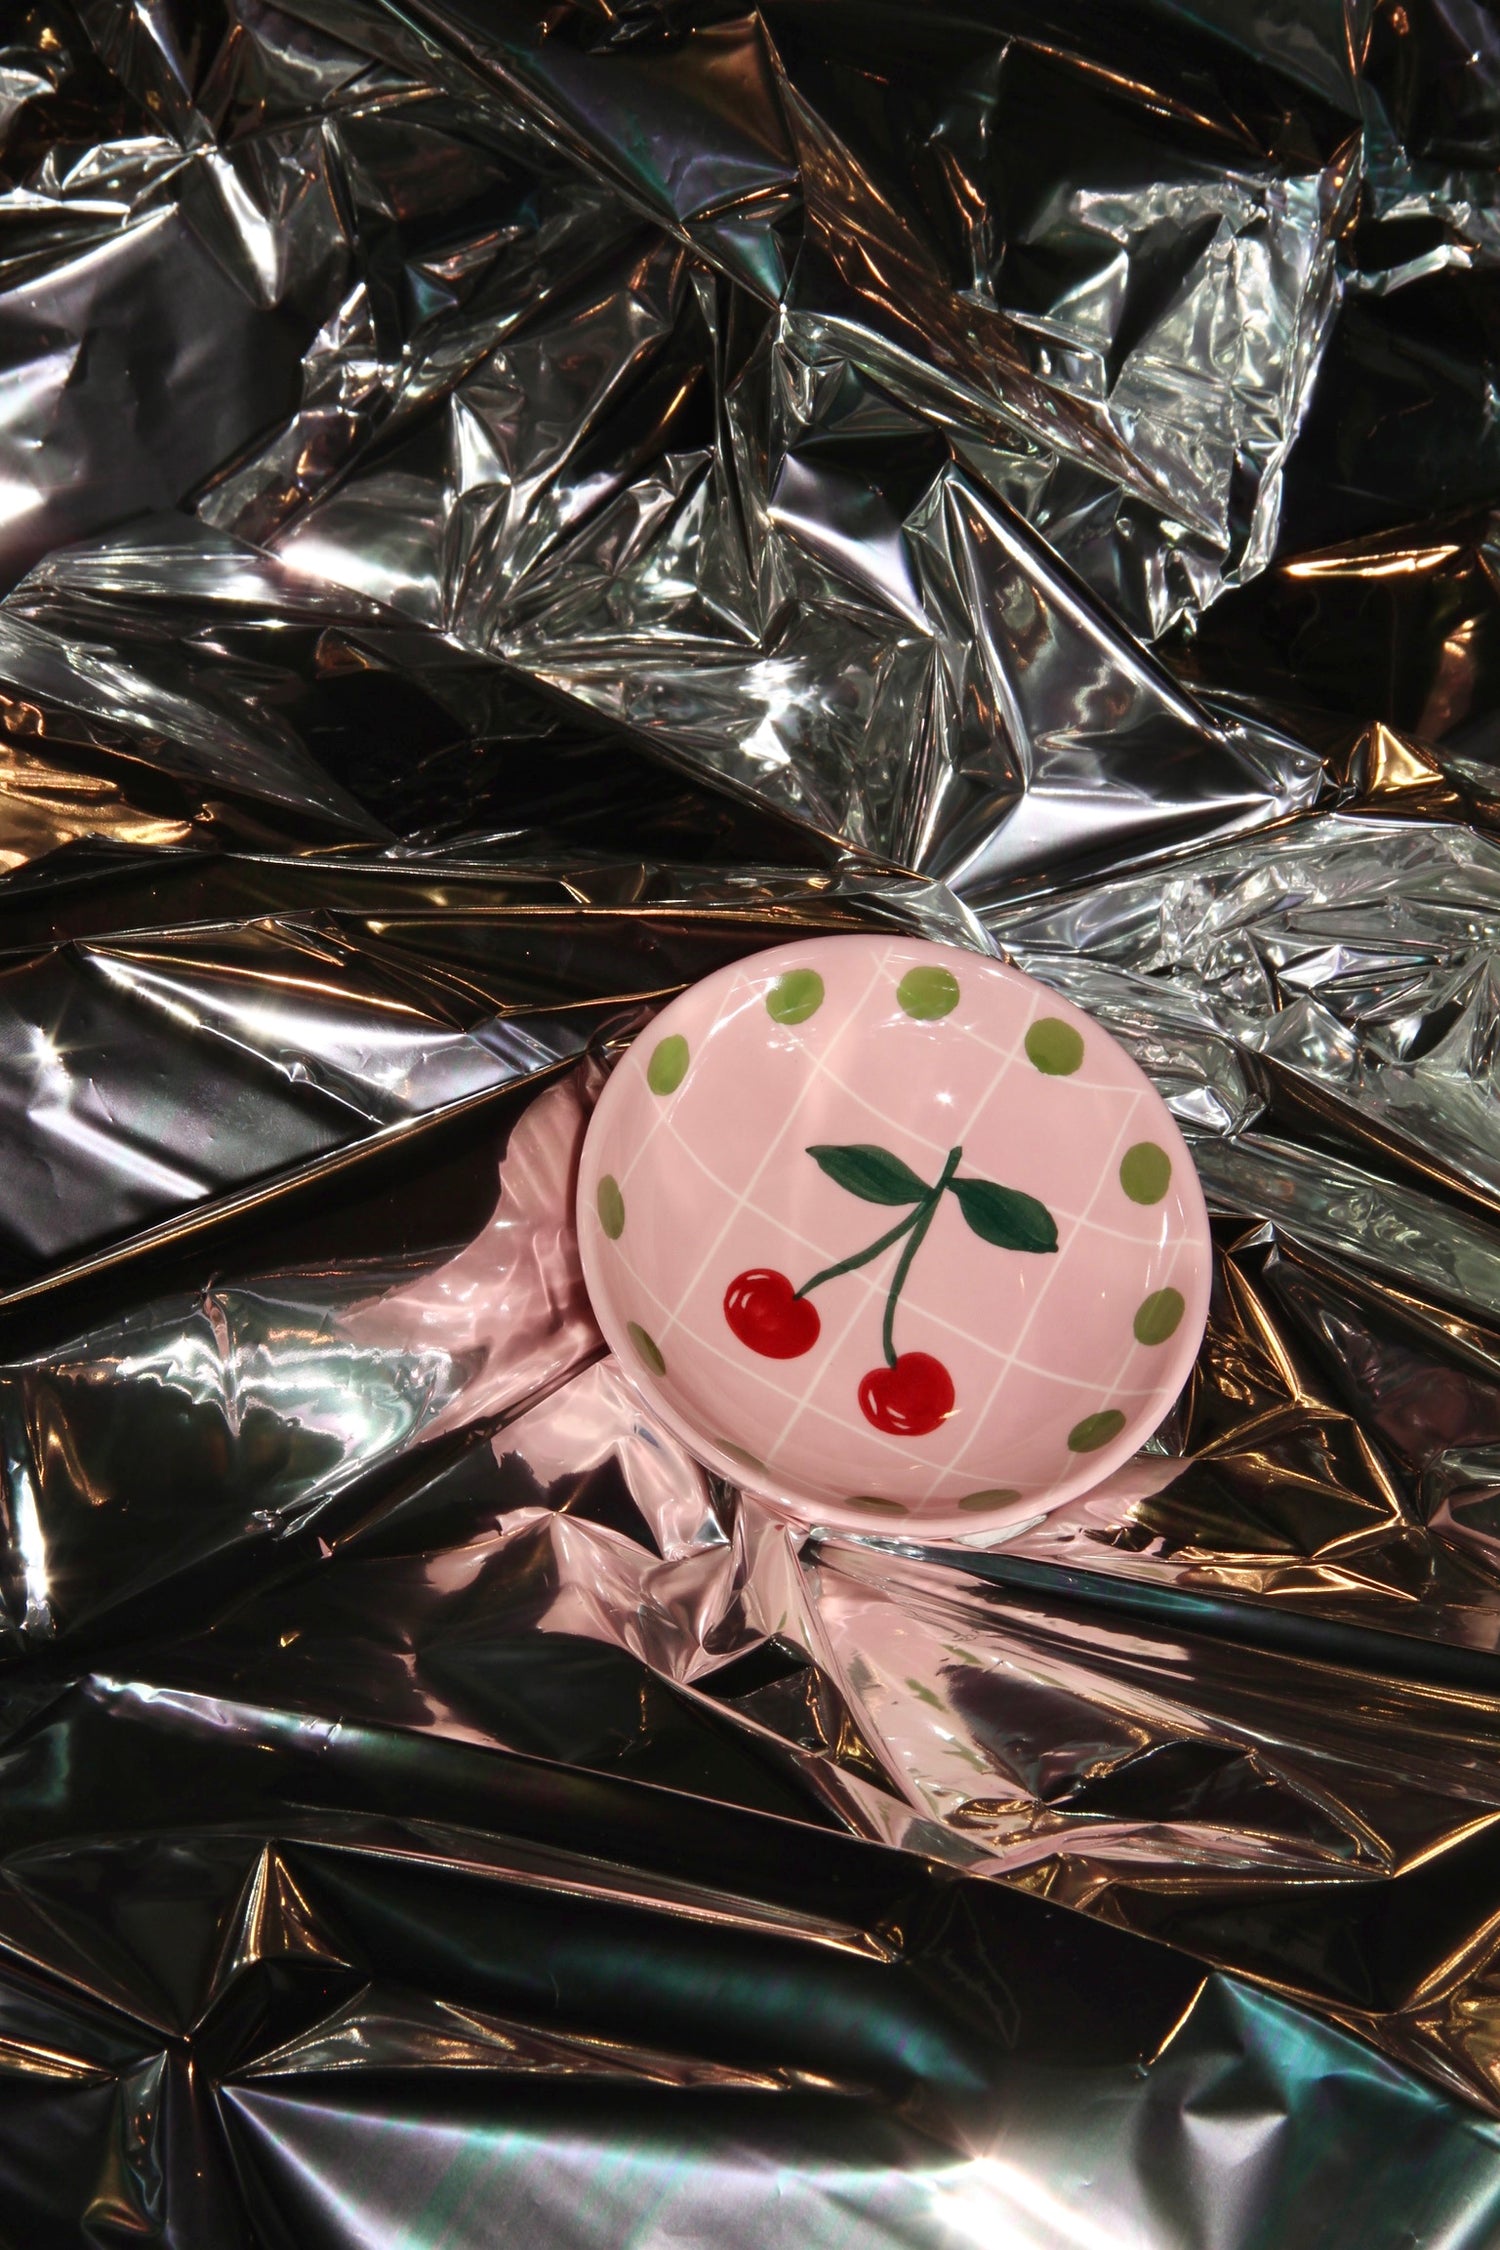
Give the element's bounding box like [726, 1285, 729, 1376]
[1120, 1141, 1171, 1204]
[1067, 1409, 1126, 1454]
[1024, 1017, 1084, 1076]
[628, 1321, 666, 1377]
[897, 965, 960, 1020]
[767, 969, 824, 1024]
[597, 1175, 625, 1239]
[647, 1035, 689, 1095]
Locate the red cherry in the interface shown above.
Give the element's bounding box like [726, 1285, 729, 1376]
[858, 1352, 955, 1436]
[724, 1269, 821, 1358]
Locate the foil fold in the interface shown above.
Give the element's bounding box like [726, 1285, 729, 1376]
[2, 0, 1500, 2240]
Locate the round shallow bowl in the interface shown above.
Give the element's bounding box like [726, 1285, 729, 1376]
[577, 934, 1211, 1537]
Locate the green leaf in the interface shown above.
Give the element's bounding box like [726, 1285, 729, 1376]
[949, 1176, 1058, 1253]
[807, 1143, 928, 1205]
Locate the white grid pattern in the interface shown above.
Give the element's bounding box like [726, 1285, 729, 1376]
[620, 944, 898, 1341]
[620, 1253, 983, 1483]
[766, 992, 1061, 1465]
[602, 945, 1198, 1505]
[929, 1087, 1146, 1497]
[657, 1127, 1166, 1404]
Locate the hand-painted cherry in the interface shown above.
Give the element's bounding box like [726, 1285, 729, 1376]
[724, 1269, 821, 1359]
[577, 934, 1214, 1533]
[858, 1351, 955, 1436]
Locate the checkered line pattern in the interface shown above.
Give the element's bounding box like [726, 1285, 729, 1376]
[580, 936, 1210, 1526]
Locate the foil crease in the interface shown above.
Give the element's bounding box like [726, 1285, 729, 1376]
[2, 0, 1500, 2241]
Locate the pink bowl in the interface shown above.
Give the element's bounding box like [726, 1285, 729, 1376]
[576, 934, 1210, 1536]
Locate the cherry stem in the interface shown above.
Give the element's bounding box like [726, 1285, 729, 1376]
[881, 1146, 962, 1366]
[794, 1145, 966, 1349]
[794, 1205, 923, 1298]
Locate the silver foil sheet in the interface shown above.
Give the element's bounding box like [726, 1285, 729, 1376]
[1, 0, 1500, 2241]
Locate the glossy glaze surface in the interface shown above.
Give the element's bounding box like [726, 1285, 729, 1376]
[580, 936, 1210, 1531]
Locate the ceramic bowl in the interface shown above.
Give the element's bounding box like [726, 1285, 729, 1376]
[576, 934, 1211, 1536]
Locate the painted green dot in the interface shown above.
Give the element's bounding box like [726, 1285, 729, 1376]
[766, 969, 824, 1025]
[1133, 1287, 1185, 1346]
[646, 1034, 689, 1095]
[596, 1175, 625, 1240]
[1025, 1017, 1084, 1075]
[1068, 1409, 1127, 1454]
[627, 1322, 666, 1377]
[1120, 1141, 1172, 1204]
[897, 965, 960, 1020]
[957, 1488, 1023, 1512]
[845, 1494, 910, 1516]
[717, 1441, 766, 1474]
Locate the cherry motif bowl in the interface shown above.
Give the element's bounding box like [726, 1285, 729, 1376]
[576, 934, 1211, 1537]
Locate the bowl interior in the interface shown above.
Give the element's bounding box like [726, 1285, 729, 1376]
[577, 935, 1210, 1537]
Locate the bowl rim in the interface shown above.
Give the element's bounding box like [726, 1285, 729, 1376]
[576, 932, 1211, 1539]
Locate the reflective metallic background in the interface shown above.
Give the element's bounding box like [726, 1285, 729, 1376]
[3, 0, 1500, 2240]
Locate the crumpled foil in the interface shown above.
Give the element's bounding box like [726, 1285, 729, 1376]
[3, 0, 1500, 2240]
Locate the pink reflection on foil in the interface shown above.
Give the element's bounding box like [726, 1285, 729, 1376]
[343, 1073, 600, 1436]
